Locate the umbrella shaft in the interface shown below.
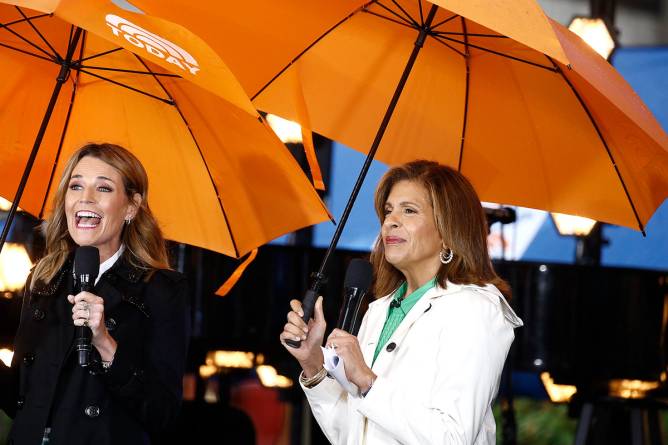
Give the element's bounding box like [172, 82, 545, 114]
[0, 28, 83, 255]
[314, 5, 440, 281]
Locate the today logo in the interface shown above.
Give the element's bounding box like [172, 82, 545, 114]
[105, 14, 200, 75]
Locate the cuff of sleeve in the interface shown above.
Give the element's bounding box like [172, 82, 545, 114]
[301, 373, 343, 399]
[356, 375, 387, 417]
[102, 341, 135, 389]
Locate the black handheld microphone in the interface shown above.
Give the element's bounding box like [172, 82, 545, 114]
[74, 246, 100, 367]
[336, 259, 373, 336]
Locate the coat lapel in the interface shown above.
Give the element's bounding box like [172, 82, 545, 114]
[369, 282, 462, 372]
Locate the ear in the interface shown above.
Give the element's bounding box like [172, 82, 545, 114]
[126, 192, 142, 220]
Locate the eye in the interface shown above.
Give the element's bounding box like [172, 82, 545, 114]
[383, 207, 392, 215]
[97, 185, 112, 192]
[68, 183, 82, 191]
[404, 207, 417, 214]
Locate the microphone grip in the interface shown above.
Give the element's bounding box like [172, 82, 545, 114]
[76, 281, 93, 366]
[75, 326, 92, 367]
[285, 288, 318, 349]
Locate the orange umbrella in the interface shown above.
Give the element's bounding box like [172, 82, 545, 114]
[134, 0, 668, 324]
[134, 0, 668, 233]
[0, 0, 331, 258]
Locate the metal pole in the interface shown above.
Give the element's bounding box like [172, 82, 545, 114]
[285, 5, 440, 343]
[0, 27, 82, 254]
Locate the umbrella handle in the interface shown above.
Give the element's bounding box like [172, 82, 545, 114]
[285, 288, 319, 349]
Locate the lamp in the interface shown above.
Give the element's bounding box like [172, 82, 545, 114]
[551, 213, 607, 265]
[0, 348, 13, 367]
[551, 213, 597, 237]
[265, 113, 303, 144]
[568, 0, 618, 61]
[0, 242, 33, 295]
[568, 17, 617, 60]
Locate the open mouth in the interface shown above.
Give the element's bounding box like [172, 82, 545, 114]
[75, 210, 102, 229]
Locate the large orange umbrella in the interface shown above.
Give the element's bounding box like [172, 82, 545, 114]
[135, 0, 668, 231]
[0, 0, 331, 258]
[134, 0, 668, 321]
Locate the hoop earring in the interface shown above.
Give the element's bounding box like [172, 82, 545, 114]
[440, 247, 454, 264]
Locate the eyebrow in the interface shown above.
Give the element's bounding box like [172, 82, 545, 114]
[385, 200, 421, 207]
[69, 174, 116, 183]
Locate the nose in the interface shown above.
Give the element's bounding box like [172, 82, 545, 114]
[79, 187, 96, 204]
[383, 211, 400, 229]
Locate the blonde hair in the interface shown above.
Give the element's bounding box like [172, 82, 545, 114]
[32, 143, 170, 288]
[370, 160, 510, 299]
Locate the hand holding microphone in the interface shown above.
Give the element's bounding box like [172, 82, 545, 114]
[69, 246, 100, 367]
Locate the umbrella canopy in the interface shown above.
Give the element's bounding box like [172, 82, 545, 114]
[0, 1, 331, 257]
[133, 0, 668, 233]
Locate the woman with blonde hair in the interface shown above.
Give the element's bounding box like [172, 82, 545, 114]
[0, 143, 189, 444]
[281, 160, 523, 444]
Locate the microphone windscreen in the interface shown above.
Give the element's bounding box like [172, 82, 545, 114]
[74, 246, 100, 281]
[343, 259, 373, 291]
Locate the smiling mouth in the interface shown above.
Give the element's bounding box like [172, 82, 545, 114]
[75, 210, 102, 229]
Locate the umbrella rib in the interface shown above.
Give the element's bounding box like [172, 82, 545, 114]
[430, 14, 459, 31]
[78, 68, 174, 105]
[362, 9, 417, 31]
[547, 57, 646, 235]
[430, 35, 466, 58]
[76, 64, 181, 77]
[433, 31, 509, 39]
[0, 41, 55, 63]
[457, 17, 471, 172]
[417, 0, 424, 25]
[0, 14, 57, 61]
[15, 7, 62, 60]
[40, 26, 85, 219]
[436, 35, 557, 72]
[374, 1, 418, 28]
[133, 55, 241, 256]
[387, 0, 420, 27]
[252, 3, 371, 100]
[75, 47, 123, 64]
[2, 13, 51, 28]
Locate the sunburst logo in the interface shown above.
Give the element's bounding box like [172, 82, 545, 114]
[105, 14, 200, 75]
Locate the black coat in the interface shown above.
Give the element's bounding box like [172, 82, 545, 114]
[0, 256, 189, 445]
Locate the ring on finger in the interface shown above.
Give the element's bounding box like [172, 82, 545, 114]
[83, 319, 89, 327]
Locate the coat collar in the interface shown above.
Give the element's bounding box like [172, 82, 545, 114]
[31, 253, 145, 297]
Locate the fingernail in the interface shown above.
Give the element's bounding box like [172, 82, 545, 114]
[298, 311, 304, 317]
[294, 336, 301, 342]
[303, 327, 308, 333]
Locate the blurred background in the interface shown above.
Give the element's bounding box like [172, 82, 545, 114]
[1, 0, 668, 444]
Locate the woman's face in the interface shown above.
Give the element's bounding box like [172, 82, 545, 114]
[65, 156, 137, 262]
[381, 180, 442, 276]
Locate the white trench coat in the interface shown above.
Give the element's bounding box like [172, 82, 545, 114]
[302, 281, 523, 445]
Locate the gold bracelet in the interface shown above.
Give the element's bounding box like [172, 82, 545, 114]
[299, 367, 327, 388]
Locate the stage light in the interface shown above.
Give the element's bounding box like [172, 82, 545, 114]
[551, 213, 598, 237]
[540, 372, 577, 403]
[266, 114, 303, 144]
[0, 243, 33, 294]
[256, 365, 293, 388]
[0, 348, 13, 367]
[568, 17, 616, 60]
[608, 379, 660, 399]
[207, 350, 254, 369]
